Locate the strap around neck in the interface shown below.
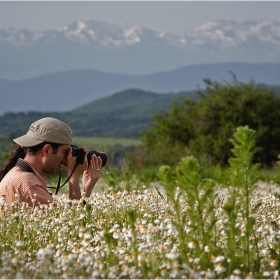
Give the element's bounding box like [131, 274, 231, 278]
[15, 159, 35, 174]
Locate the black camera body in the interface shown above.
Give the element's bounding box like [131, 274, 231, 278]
[71, 144, 107, 167]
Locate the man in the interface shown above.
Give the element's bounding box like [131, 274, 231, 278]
[0, 117, 102, 212]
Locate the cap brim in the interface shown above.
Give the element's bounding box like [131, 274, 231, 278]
[13, 135, 44, 147]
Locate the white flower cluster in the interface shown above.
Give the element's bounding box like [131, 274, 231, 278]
[0, 181, 280, 279]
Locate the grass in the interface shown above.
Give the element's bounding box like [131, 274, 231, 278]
[72, 136, 141, 150]
[0, 136, 141, 155]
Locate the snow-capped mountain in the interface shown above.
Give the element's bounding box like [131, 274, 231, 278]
[0, 19, 280, 79]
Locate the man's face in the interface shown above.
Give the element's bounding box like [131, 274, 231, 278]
[44, 144, 71, 174]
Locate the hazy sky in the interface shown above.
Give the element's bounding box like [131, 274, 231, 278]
[0, 1, 279, 34]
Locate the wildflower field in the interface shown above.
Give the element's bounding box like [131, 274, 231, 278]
[1, 126, 280, 279]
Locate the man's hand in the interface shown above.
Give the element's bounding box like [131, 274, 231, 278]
[82, 154, 103, 197]
[67, 147, 89, 200]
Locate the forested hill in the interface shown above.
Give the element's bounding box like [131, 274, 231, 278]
[0, 88, 198, 139]
[1, 85, 279, 139]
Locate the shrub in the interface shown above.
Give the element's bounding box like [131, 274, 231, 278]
[142, 76, 280, 167]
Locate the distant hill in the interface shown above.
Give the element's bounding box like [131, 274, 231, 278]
[71, 88, 198, 115]
[0, 88, 197, 138]
[0, 62, 280, 114]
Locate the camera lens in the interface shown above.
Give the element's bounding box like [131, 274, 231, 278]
[87, 151, 107, 167]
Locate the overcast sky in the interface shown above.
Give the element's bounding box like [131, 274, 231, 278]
[0, 1, 279, 34]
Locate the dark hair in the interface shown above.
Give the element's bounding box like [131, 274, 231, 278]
[0, 142, 62, 182]
[23, 142, 61, 155]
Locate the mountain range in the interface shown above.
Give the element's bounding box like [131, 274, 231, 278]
[0, 62, 280, 114]
[1, 19, 280, 79]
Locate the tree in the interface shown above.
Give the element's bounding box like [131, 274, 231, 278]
[141, 76, 280, 167]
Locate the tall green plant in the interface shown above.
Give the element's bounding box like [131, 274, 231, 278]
[227, 126, 260, 273]
[175, 157, 216, 247]
[157, 156, 216, 268]
[157, 125, 263, 277]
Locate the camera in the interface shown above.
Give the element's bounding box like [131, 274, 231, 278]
[71, 144, 107, 167]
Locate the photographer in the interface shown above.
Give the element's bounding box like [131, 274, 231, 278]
[0, 117, 102, 212]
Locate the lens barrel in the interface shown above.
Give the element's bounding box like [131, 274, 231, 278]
[87, 151, 107, 167]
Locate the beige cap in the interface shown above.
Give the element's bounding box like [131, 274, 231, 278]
[14, 117, 72, 147]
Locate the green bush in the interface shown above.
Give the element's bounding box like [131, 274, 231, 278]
[142, 75, 280, 167]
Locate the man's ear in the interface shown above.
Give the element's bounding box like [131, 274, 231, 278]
[42, 144, 52, 156]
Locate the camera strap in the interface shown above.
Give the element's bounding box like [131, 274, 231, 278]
[46, 162, 79, 195]
[16, 159, 86, 204]
[16, 159, 35, 174]
[16, 159, 81, 196]
[16, 159, 53, 196]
